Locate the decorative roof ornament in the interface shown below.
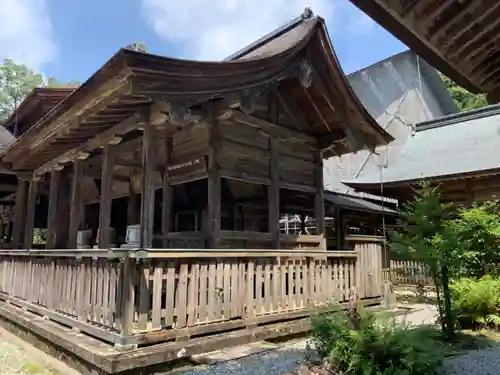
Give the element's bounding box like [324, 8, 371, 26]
[297, 59, 313, 88]
[302, 7, 314, 20]
[126, 42, 148, 53]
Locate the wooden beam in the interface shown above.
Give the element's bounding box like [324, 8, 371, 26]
[85, 169, 130, 183]
[140, 124, 158, 248]
[317, 130, 347, 150]
[268, 137, 280, 249]
[231, 111, 316, 145]
[442, 2, 500, 52]
[68, 160, 84, 248]
[207, 118, 221, 248]
[162, 137, 173, 248]
[46, 170, 61, 249]
[429, 0, 478, 43]
[0, 184, 19, 193]
[314, 149, 325, 242]
[13, 79, 131, 169]
[115, 157, 164, 170]
[98, 144, 115, 248]
[24, 178, 39, 249]
[274, 88, 309, 132]
[12, 179, 28, 249]
[34, 113, 138, 176]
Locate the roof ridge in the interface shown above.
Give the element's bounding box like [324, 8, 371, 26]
[416, 103, 500, 132]
[224, 7, 315, 61]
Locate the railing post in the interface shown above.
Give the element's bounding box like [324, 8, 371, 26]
[116, 256, 136, 350]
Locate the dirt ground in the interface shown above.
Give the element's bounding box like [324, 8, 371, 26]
[0, 326, 80, 375]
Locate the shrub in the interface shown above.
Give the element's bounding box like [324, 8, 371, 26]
[444, 202, 500, 278]
[310, 304, 443, 375]
[390, 182, 457, 339]
[451, 276, 500, 329]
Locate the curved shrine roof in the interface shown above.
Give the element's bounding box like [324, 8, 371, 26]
[0, 10, 393, 171]
[343, 104, 500, 189]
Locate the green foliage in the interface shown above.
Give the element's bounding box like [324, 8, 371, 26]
[310, 304, 443, 375]
[390, 182, 456, 338]
[444, 201, 500, 278]
[0, 59, 80, 125]
[440, 74, 488, 112]
[0, 58, 44, 123]
[451, 277, 500, 330]
[32, 229, 47, 245]
[390, 183, 453, 265]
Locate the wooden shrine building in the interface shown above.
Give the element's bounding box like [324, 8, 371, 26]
[344, 104, 500, 204]
[348, 0, 500, 103]
[0, 88, 77, 243]
[0, 11, 392, 252]
[0, 11, 394, 373]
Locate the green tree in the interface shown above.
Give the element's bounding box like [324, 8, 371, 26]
[0, 58, 44, 123]
[390, 182, 457, 339]
[446, 201, 500, 278]
[440, 74, 488, 112]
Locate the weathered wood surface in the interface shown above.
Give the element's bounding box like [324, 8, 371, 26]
[0, 243, 382, 347]
[387, 260, 433, 286]
[12, 179, 28, 249]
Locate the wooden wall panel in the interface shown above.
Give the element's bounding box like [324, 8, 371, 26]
[218, 120, 269, 150]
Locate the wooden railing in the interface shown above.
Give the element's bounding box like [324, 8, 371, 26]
[154, 232, 326, 250]
[387, 260, 433, 286]
[0, 245, 383, 348]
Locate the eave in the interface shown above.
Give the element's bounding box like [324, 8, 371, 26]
[349, 0, 500, 100]
[2, 88, 75, 134]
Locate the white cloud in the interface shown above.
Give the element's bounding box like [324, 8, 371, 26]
[0, 0, 56, 70]
[141, 0, 339, 61]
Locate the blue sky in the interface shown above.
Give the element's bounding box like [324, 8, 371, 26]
[0, 0, 407, 82]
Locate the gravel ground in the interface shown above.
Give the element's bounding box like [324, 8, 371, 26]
[183, 338, 309, 375]
[442, 346, 500, 375]
[181, 305, 440, 375]
[179, 305, 500, 375]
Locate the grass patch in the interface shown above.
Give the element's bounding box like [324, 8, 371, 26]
[21, 362, 60, 375]
[407, 326, 500, 356]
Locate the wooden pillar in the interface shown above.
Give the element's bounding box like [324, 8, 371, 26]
[55, 171, 71, 248]
[314, 149, 325, 237]
[335, 207, 343, 250]
[68, 160, 84, 248]
[0, 207, 5, 243]
[46, 169, 61, 249]
[300, 213, 306, 234]
[12, 178, 28, 249]
[207, 119, 221, 248]
[127, 179, 138, 225]
[268, 137, 280, 248]
[119, 257, 136, 341]
[6, 211, 12, 244]
[24, 177, 40, 249]
[140, 124, 157, 248]
[98, 144, 115, 248]
[162, 137, 173, 248]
